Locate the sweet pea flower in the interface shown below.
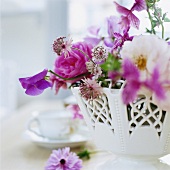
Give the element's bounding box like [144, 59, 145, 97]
[131, 0, 147, 12]
[122, 58, 141, 104]
[84, 26, 102, 46]
[122, 58, 166, 104]
[19, 69, 52, 96]
[112, 28, 133, 50]
[114, 2, 140, 29]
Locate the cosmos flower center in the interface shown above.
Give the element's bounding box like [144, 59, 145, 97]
[60, 159, 66, 165]
[134, 54, 147, 70]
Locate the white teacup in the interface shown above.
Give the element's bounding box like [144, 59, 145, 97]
[27, 110, 73, 140]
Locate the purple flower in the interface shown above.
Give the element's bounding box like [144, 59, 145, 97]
[106, 16, 122, 37]
[19, 69, 52, 96]
[67, 104, 83, 120]
[131, 0, 147, 12]
[122, 58, 141, 104]
[112, 28, 133, 49]
[45, 147, 82, 170]
[53, 42, 93, 82]
[144, 67, 165, 100]
[84, 26, 102, 46]
[114, 1, 140, 29]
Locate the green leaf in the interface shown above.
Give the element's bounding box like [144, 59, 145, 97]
[164, 17, 170, 22]
[162, 13, 167, 20]
[77, 150, 91, 160]
[100, 53, 121, 72]
[146, 28, 152, 34]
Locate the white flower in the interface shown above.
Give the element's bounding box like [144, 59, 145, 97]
[120, 35, 170, 81]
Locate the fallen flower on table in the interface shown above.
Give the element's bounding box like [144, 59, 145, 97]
[45, 147, 82, 170]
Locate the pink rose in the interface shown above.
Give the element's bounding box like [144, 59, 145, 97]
[53, 42, 93, 81]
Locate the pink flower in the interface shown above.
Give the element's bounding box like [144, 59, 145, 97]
[112, 28, 133, 49]
[114, 2, 140, 29]
[45, 147, 82, 170]
[144, 67, 165, 100]
[67, 104, 83, 120]
[131, 0, 147, 12]
[122, 58, 141, 104]
[53, 37, 72, 57]
[153, 87, 170, 112]
[50, 75, 67, 94]
[80, 78, 103, 100]
[122, 58, 166, 105]
[53, 42, 93, 82]
[84, 26, 102, 46]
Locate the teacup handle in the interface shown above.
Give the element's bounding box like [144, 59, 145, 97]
[27, 117, 44, 137]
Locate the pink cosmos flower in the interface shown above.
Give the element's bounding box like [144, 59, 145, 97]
[80, 78, 103, 100]
[53, 42, 93, 82]
[45, 147, 82, 170]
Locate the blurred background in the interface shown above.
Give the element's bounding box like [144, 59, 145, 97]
[1, 0, 170, 117]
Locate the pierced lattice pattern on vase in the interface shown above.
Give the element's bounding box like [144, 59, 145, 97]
[82, 93, 114, 132]
[127, 96, 166, 136]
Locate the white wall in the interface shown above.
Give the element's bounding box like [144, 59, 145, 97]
[1, 0, 69, 114]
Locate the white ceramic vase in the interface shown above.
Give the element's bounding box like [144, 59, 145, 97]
[72, 87, 170, 170]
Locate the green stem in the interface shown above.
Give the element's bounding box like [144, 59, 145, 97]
[161, 22, 164, 39]
[48, 70, 90, 81]
[153, 5, 165, 39]
[146, 6, 156, 34]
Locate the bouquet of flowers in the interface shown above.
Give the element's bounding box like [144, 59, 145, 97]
[19, 0, 170, 113]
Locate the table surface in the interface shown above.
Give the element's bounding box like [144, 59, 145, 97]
[1, 100, 170, 170]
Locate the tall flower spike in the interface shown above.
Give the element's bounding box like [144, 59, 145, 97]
[53, 36, 72, 57]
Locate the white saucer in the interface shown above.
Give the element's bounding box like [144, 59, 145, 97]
[23, 127, 91, 149]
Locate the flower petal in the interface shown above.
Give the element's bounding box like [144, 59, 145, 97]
[28, 69, 48, 84]
[114, 2, 130, 15]
[36, 80, 52, 90]
[25, 85, 44, 96]
[131, 0, 147, 12]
